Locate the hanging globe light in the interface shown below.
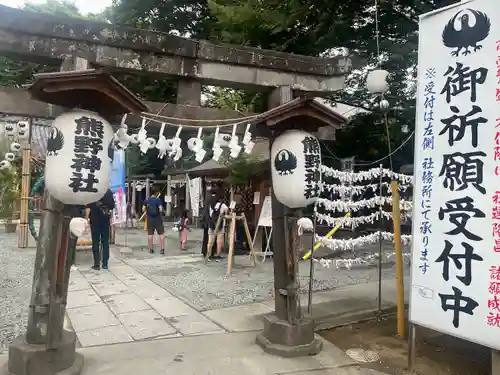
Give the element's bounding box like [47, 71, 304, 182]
[366, 69, 389, 94]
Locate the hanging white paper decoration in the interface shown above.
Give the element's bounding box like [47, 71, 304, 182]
[230, 146, 241, 158]
[4, 152, 15, 161]
[195, 148, 206, 163]
[168, 127, 183, 160]
[44, 110, 114, 205]
[244, 141, 255, 154]
[156, 123, 168, 159]
[271, 130, 322, 208]
[187, 137, 201, 150]
[366, 69, 389, 94]
[139, 139, 151, 154]
[120, 114, 128, 129]
[146, 137, 156, 149]
[242, 124, 252, 145]
[69, 217, 88, 237]
[10, 142, 21, 153]
[4, 123, 16, 136]
[188, 128, 206, 163]
[0, 160, 11, 170]
[212, 127, 223, 162]
[115, 128, 130, 149]
[228, 124, 241, 158]
[137, 118, 148, 144]
[130, 134, 140, 144]
[216, 133, 231, 147]
[212, 147, 223, 162]
[171, 147, 183, 161]
[297, 217, 314, 235]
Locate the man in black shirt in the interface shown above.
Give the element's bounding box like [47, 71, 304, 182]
[85, 189, 115, 270]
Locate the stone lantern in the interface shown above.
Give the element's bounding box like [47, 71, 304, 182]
[253, 91, 347, 357]
[5, 69, 148, 375]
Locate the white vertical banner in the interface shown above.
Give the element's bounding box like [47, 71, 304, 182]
[410, 0, 500, 350]
[188, 177, 201, 217]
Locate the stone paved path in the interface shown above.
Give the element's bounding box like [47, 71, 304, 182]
[1, 225, 411, 350]
[68, 253, 227, 347]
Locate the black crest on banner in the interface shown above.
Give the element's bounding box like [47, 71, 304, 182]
[442, 9, 490, 57]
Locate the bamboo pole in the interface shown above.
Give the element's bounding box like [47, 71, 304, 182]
[391, 180, 405, 338]
[18, 119, 32, 248]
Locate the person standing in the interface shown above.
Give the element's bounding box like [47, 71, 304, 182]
[207, 193, 228, 261]
[178, 209, 190, 251]
[85, 189, 115, 270]
[201, 194, 211, 257]
[143, 191, 165, 254]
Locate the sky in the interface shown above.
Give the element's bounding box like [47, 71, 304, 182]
[0, 0, 112, 14]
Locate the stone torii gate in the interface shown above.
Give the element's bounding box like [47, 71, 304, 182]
[0, 5, 355, 375]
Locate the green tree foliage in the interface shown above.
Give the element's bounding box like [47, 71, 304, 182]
[0, 0, 108, 88]
[108, 0, 212, 38]
[207, 0, 460, 168]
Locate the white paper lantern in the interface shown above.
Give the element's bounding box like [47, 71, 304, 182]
[271, 130, 322, 208]
[379, 99, 390, 110]
[44, 110, 114, 205]
[17, 129, 29, 141]
[17, 121, 29, 133]
[0, 160, 11, 170]
[366, 69, 389, 94]
[69, 217, 87, 237]
[4, 123, 16, 136]
[297, 217, 314, 235]
[5, 152, 15, 161]
[10, 142, 21, 152]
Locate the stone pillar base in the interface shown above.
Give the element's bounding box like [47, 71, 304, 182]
[2, 331, 83, 375]
[256, 314, 323, 358]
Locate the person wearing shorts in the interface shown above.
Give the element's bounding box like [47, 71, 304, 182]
[207, 194, 228, 261]
[143, 191, 165, 254]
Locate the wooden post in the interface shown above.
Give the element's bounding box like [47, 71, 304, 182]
[227, 212, 237, 275]
[204, 212, 223, 264]
[492, 350, 500, 375]
[18, 118, 32, 248]
[408, 322, 417, 371]
[391, 180, 405, 338]
[241, 213, 256, 267]
[166, 175, 172, 216]
[185, 173, 190, 211]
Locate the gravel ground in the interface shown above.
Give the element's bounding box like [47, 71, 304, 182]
[125, 246, 412, 311]
[0, 232, 36, 353]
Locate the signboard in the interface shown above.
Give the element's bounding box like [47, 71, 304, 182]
[188, 177, 201, 217]
[410, 0, 500, 350]
[257, 196, 272, 227]
[109, 148, 126, 224]
[253, 191, 261, 205]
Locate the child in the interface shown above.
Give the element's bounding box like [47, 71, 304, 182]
[178, 209, 190, 251]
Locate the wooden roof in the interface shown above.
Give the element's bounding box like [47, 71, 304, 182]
[254, 96, 347, 136]
[29, 69, 149, 117]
